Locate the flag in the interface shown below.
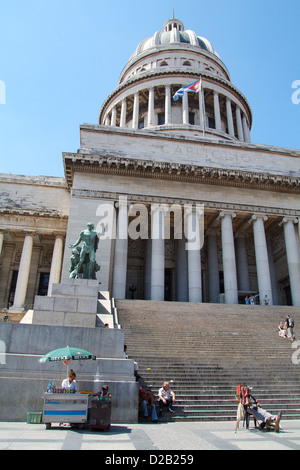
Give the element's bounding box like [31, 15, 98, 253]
[173, 78, 202, 101]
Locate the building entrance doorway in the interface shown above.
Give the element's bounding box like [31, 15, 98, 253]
[164, 269, 172, 301]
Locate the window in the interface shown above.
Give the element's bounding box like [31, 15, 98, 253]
[189, 112, 195, 125]
[158, 113, 165, 125]
[208, 116, 215, 129]
[8, 270, 18, 307]
[38, 273, 50, 296]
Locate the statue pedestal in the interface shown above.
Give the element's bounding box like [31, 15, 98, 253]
[29, 279, 117, 328]
[7, 279, 139, 423]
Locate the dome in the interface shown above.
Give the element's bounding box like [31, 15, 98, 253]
[99, 16, 252, 145]
[129, 18, 220, 61]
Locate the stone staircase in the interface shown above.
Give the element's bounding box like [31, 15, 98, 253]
[116, 300, 300, 422]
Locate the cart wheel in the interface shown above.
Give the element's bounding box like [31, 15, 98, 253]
[45, 423, 51, 430]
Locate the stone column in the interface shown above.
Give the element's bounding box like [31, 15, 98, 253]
[186, 207, 202, 302]
[144, 238, 152, 300]
[0, 231, 4, 257]
[132, 92, 139, 129]
[151, 205, 166, 301]
[213, 91, 222, 131]
[176, 237, 188, 302]
[266, 236, 279, 305]
[47, 234, 64, 296]
[112, 198, 129, 299]
[120, 98, 127, 127]
[111, 106, 117, 126]
[242, 114, 251, 143]
[235, 234, 250, 291]
[236, 106, 244, 141]
[147, 87, 155, 127]
[182, 88, 189, 124]
[219, 211, 238, 304]
[226, 97, 235, 137]
[282, 217, 300, 306]
[165, 85, 171, 125]
[207, 230, 220, 303]
[250, 215, 273, 305]
[11, 232, 34, 310]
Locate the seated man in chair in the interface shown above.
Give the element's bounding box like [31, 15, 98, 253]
[248, 389, 282, 432]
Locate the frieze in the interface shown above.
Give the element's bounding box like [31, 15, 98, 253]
[71, 188, 300, 218]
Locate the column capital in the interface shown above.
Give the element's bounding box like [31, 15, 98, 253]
[185, 205, 203, 216]
[219, 210, 236, 220]
[249, 214, 268, 224]
[53, 232, 65, 240]
[115, 196, 129, 209]
[280, 216, 298, 226]
[23, 230, 37, 238]
[151, 203, 169, 213]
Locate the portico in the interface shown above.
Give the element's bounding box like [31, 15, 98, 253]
[1, 16, 300, 312]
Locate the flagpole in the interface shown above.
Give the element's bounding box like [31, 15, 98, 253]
[199, 76, 206, 138]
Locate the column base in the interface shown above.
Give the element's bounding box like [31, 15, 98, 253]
[9, 306, 26, 313]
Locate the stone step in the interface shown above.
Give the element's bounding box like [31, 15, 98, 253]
[117, 300, 300, 421]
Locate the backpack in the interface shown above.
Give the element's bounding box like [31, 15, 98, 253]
[289, 318, 295, 328]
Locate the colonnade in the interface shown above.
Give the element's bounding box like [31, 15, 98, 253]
[3, 233, 64, 311]
[2, 208, 300, 310]
[112, 203, 300, 306]
[104, 84, 251, 143]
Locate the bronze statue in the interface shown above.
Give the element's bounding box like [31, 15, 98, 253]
[68, 222, 103, 279]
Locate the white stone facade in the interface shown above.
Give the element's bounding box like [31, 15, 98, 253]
[1, 17, 300, 308]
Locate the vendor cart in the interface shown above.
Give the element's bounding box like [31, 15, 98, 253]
[88, 399, 111, 431]
[42, 393, 89, 429]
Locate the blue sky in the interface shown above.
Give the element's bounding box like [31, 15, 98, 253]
[0, 0, 299, 178]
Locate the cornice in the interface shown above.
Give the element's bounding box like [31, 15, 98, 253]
[0, 207, 67, 218]
[63, 152, 300, 193]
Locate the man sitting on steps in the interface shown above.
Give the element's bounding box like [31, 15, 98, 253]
[158, 381, 176, 417]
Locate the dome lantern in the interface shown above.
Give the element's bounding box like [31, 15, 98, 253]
[163, 17, 184, 32]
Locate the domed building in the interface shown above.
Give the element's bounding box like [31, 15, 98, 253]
[99, 17, 251, 143]
[1, 17, 300, 315]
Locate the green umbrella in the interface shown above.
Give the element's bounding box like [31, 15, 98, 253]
[39, 346, 96, 364]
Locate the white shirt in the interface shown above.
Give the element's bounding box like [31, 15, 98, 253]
[61, 378, 77, 392]
[159, 387, 173, 400]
